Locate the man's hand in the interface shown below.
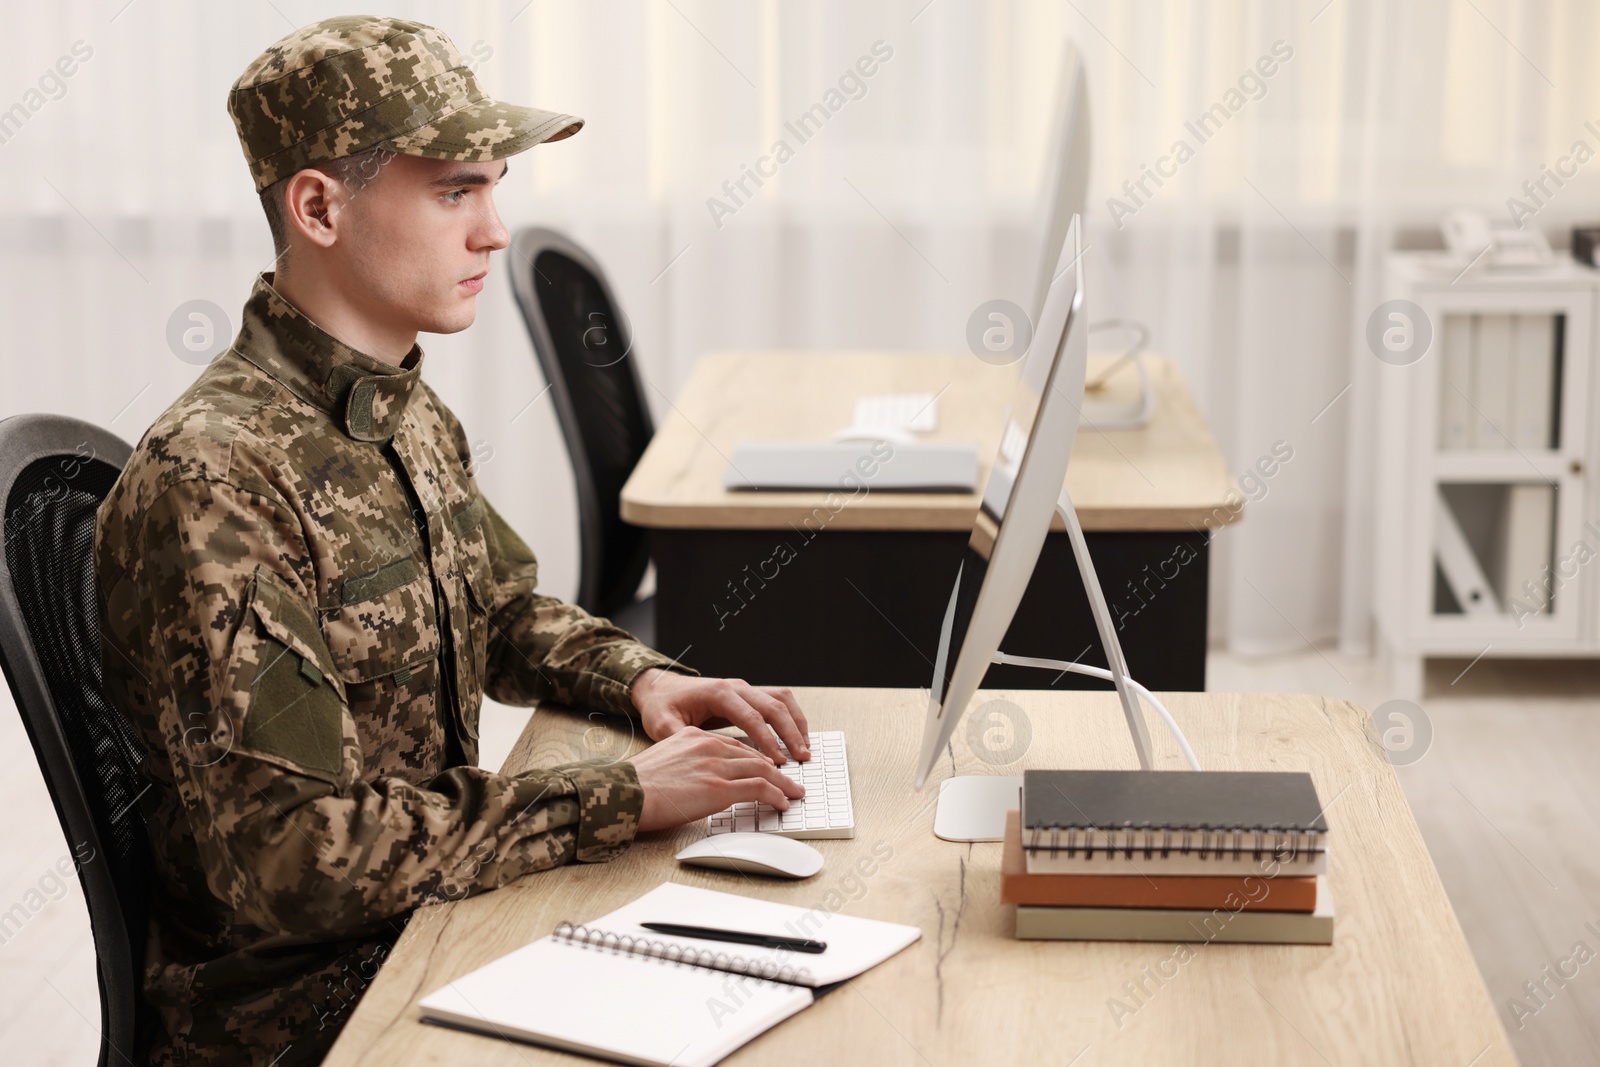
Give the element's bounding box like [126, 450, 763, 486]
[629, 669, 811, 764]
[630, 727, 806, 833]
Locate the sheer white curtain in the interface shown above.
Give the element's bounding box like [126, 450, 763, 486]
[3, 0, 1596, 659]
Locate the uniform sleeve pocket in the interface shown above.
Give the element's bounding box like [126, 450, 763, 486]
[233, 565, 351, 786]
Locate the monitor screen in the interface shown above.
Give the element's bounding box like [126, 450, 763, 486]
[921, 219, 1085, 776]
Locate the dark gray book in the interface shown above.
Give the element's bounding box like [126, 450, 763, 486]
[1021, 769, 1328, 874]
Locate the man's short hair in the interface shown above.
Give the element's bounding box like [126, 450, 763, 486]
[258, 145, 394, 260]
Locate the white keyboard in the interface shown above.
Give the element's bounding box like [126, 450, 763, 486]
[852, 392, 938, 433]
[707, 730, 855, 840]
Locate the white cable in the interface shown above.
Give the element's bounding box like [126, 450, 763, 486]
[1085, 237, 1152, 416]
[990, 652, 1203, 772]
[1086, 318, 1149, 386]
[1082, 319, 1155, 430]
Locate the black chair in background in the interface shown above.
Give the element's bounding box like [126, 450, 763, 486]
[509, 228, 658, 645]
[0, 413, 150, 1067]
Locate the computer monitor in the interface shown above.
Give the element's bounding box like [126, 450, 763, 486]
[913, 213, 1097, 790]
[1029, 40, 1090, 330]
[912, 216, 1187, 840]
[1029, 39, 1155, 431]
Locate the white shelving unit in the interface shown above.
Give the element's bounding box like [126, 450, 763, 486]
[1373, 254, 1600, 698]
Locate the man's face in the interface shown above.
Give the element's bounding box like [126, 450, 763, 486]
[328, 154, 511, 337]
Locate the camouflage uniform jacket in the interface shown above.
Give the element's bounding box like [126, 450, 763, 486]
[93, 272, 687, 1066]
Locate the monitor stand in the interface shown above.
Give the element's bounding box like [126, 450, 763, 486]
[931, 490, 1157, 842]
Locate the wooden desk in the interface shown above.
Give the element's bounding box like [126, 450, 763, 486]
[326, 690, 1513, 1067]
[622, 352, 1239, 691]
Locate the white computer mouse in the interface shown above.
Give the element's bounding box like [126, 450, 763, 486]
[675, 833, 824, 879]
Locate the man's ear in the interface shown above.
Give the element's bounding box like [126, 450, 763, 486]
[281, 168, 349, 251]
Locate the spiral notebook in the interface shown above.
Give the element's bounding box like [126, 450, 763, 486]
[1022, 769, 1330, 875]
[417, 881, 921, 1067]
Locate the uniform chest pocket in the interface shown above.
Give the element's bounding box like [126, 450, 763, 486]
[454, 500, 496, 741]
[323, 557, 440, 685]
[452, 493, 495, 609]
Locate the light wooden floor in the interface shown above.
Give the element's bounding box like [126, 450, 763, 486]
[4, 652, 1595, 1065]
[1206, 650, 1600, 1067]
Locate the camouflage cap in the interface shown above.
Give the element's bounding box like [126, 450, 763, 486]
[229, 15, 583, 193]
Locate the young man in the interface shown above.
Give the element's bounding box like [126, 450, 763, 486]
[94, 16, 809, 1066]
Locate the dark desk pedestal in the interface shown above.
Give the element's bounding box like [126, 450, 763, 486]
[649, 527, 1209, 691]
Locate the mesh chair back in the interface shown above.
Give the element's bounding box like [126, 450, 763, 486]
[509, 228, 654, 616]
[0, 413, 147, 1067]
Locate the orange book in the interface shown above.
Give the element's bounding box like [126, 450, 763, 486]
[1000, 810, 1317, 912]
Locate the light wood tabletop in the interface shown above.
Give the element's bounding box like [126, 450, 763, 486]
[324, 689, 1513, 1067]
[621, 351, 1242, 532]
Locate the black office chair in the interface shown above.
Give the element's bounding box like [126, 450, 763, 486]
[0, 413, 151, 1067]
[509, 228, 657, 644]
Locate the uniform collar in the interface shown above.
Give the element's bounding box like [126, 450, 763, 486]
[231, 272, 424, 443]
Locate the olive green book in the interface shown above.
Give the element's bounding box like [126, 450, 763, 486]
[1014, 876, 1334, 944]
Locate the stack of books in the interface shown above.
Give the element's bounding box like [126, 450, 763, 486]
[1005, 769, 1334, 944]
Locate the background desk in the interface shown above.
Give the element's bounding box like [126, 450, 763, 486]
[621, 352, 1239, 691]
[325, 690, 1513, 1066]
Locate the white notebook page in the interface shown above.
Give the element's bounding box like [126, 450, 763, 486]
[420, 935, 811, 1067]
[418, 881, 921, 1066]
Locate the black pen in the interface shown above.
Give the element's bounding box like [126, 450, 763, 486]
[640, 922, 827, 954]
